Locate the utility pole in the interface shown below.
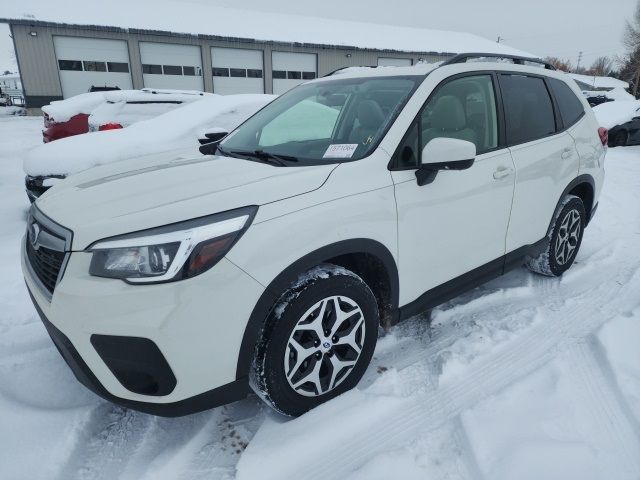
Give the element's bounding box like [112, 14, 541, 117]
[576, 51, 583, 73]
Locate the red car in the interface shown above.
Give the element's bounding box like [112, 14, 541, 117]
[42, 111, 90, 142]
[41, 90, 114, 143]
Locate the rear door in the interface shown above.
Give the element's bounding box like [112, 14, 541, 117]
[499, 73, 580, 253]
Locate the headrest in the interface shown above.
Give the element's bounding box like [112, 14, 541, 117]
[430, 95, 466, 131]
[357, 100, 385, 128]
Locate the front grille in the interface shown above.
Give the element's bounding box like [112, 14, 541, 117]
[26, 241, 65, 294]
[24, 206, 73, 298]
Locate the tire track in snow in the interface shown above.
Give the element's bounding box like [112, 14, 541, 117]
[567, 340, 640, 476]
[236, 254, 640, 480]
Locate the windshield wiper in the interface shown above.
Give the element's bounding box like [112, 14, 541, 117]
[221, 148, 299, 166]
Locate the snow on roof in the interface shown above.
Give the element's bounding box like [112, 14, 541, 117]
[592, 99, 640, 129]
[1, 1, 533, 57]
[568, 73, 629, 91]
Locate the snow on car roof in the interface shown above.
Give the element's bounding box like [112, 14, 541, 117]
[103, 89, 213, 103]
[2, 0, 533, 57]
[568, 73, 629, 90]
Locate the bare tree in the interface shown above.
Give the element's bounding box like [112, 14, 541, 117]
[586, 56, 613, 76]
[543, 56, 573, 72]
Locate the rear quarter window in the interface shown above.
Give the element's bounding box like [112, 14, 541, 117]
[548, 78, 585, 128]
[500, 74, 556, 145]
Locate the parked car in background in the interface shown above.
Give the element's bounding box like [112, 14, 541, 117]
[24, 94, 275, 201]
[608, 116, 640, 147]
[22, 54, 606, 417]
[41, 88, 210, 143]
[592, 99, 640, 147]
[42, 91, 113, 143]
[87, 89, 212, 132]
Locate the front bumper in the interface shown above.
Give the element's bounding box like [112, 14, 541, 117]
[22, 235, 265, 416]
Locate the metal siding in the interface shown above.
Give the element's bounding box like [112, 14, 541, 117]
[8, 22, 452, 104]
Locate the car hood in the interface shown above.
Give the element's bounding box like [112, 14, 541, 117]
[37, 153, 337, 250]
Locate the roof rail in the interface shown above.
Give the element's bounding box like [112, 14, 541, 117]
[440, 53, 556, 70]
[323, 65, 378, 77]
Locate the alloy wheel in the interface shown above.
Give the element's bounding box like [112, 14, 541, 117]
[284, 295, 366, 397]
[554, 208, 581, 266]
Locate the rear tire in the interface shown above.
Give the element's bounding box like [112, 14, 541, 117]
[251, 264, 378, 417]
[526, 195, 586, 277]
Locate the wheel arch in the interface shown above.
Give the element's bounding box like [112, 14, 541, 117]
[235, 238, 399, 380]
[549, 174, 596, 232]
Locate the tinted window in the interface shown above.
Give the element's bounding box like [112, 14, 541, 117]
[548, 78, 585, 128]
[183, 66, 196, 76]
[272, 70, 286, 79]
[302, 71, 316, 80]
[212, 67, 229, 77]
[163, 65, 182, 75]
[247, 69, 263, 78]
[287, 71, 302, 80]
[58, 60, 82, 71]
[107, 62, 129, 73]
[500, 74, 556, 145]
[230, 68, 246, 78]
[142, 64, 162, 74]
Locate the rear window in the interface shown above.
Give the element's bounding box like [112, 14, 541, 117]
[500, 74, 556, 145]
[548, 78, 585, 128]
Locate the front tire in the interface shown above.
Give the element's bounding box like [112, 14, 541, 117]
[526, 195, 586, 277]
[251, 264, 379, 417]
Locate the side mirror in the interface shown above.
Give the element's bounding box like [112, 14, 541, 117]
[197, 128, 229, 145]
[198, 128, 229, 156]
[416, 137, 476, 186]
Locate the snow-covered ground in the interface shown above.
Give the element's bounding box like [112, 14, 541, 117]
[1, 116, 639, 480]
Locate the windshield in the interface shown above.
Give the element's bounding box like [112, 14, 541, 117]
[219, 76, 421, 164]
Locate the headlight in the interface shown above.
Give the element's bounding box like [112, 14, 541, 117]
[88, 206, 257, 283]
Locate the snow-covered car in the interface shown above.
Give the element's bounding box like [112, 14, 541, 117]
[592, 99, 640, 147]
[24, 94, 275, 201]
[22, 54, 606, 417]
[42, 91, 108, 142]
[87, 89, 213, 132]
[41, 88, 211, 143]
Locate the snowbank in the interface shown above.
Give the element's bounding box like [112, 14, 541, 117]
[24, 94, 275, 176]
[592, 100, 640, 129]
[0, 106, 26, 116]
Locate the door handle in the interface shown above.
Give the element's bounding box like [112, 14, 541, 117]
[561, 148, 573, 160]
[493, 166, 513, 180]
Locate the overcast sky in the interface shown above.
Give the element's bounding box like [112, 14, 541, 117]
[1, 0, 637, 74]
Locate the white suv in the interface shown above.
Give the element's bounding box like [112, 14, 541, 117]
[23, 54, 606, 417]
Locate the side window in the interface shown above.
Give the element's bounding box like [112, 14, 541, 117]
[393, 75, 498, 168]
[547, 78, 585, 128]
[500, 74, 556, 145]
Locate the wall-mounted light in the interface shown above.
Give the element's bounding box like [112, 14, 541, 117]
[345, 53, 352, 58]
[29, 31, 37, 37]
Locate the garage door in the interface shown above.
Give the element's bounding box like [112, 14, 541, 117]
[53, 36, 133, 98]
[272, 52, 317, 95]
[211, 47, 264, 95]
[378, 57, 413, 67]
[140, 42, 204, 91]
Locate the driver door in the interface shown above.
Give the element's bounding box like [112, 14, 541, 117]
[391, 73, 515, 308]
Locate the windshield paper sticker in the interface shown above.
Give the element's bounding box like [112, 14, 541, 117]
[323, 144, 359, 159]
